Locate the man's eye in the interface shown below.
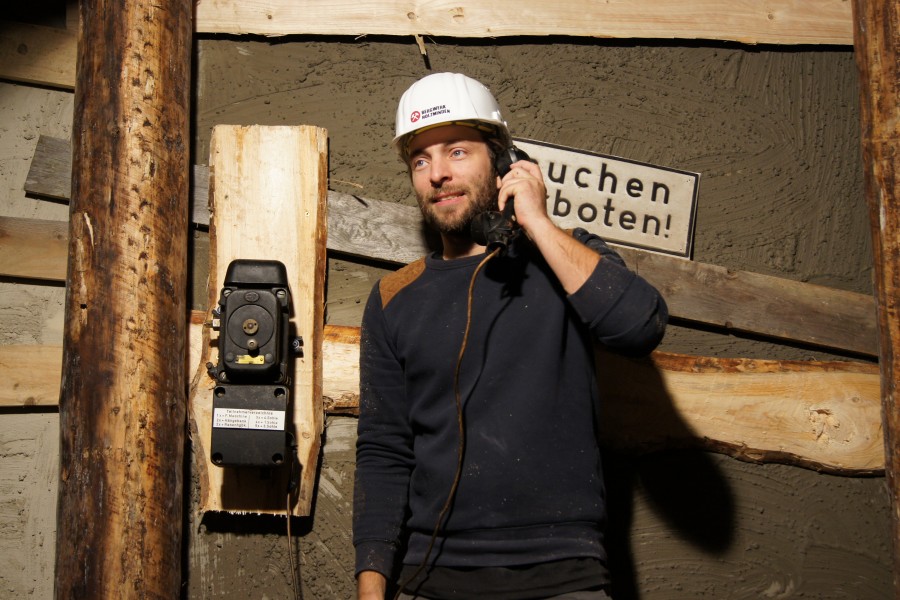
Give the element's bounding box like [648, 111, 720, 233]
[450, 149, 466, 158]
[412, 158, 427, 169]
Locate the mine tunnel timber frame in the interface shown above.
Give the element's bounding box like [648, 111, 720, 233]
[27, 0, 899, 596]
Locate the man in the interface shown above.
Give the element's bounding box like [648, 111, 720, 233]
[353, 72, 668, 600]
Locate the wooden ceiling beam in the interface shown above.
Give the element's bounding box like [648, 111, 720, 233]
[0, 0, 855, 94]
[194, 0, 853, 45]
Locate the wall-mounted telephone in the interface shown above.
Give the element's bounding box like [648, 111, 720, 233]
[207, 259, 299, 469]
[471, 146, 534, 253]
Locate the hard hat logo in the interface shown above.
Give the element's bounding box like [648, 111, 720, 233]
[393, 72, 511, 157]
[418, 104, 451, 122]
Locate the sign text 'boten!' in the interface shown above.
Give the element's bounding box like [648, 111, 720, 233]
[514, 139, 700, 258]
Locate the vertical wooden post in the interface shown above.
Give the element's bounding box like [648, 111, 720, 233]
[56, 1, 192, 598]
[851, 0, 900, 594]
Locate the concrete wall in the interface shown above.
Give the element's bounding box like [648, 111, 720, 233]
[0, 31, 890, 599]
[0, 81, 71, 599]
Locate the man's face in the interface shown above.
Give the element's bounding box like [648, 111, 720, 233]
[406, 125, 499, 238]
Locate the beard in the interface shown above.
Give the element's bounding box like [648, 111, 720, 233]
[416, 170, 499, 238]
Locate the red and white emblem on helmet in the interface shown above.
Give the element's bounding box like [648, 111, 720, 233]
[410, 111, 421, 123]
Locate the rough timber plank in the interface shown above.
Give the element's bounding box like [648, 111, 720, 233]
[615, 246, 878, 357]
[0, 216, 68, 281]
[3, 2, 852, 90]
[851, 0, 900, 590]
[194, 0, 853, 45]
[24, 135, 71, 201]
[2, 318, 883, 474]
[296, 323, 888, 475]
[0, 21, 77, 89]
[595, 350, 884, 475]
[189, 125, 328, 516]
[0, 345, 62, 406]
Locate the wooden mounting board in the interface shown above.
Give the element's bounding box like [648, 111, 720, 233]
[188, 125, 328, 516]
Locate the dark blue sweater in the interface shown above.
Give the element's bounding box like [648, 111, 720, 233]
[353, 229, 668, 579]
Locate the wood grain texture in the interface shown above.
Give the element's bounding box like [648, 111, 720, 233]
[0, 216, 68, 281]
[55, 1, 192, 597]
[189, 125, 328, 516]
[0, 21, 76, 89]
[0, 345, 61, 406]
[596, 350, 883, 474]
[615, 246, 878, 357]
[851, 0, 900, 591]
[193, 0, 853, 45]
[2, 2, 852, 91]
[24, 135, 71, 200]
[3, 318, 883, 473]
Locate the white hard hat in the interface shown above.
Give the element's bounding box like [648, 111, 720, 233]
[393, 72, 510, 155]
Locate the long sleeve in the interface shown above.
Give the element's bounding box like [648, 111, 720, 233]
[352, 284, 415, 577]
[566, 229, 669, 357]
[352, 238, 666, 577]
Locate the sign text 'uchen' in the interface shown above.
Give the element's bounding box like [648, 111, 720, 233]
[514, 139, 700, 258]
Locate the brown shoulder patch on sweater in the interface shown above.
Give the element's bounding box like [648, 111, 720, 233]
[379, 257, 427, 309]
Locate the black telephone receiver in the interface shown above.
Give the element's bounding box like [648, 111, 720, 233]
[470, 146, 533, 252]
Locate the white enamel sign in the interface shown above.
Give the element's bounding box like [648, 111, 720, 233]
[514, 139, 700, 258]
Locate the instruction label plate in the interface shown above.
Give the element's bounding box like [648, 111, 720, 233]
[213, 408, 286, 431]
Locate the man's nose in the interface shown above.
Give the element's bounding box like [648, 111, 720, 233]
[429, 156, 451, 186]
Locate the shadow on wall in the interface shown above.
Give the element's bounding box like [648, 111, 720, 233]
[597, 352, 735, 599]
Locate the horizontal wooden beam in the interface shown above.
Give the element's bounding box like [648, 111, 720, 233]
[0, 344, 62, 406]
[596, 348, 883, 475]
[321, 324, 883, 475]
[317, 321, 890, 477]
[1, 2, 854, 93]
[20, 135, 879, 356]
[0, 315, 882, 475]
[0, 216, 68, 281]
[0, 21, 76, 90]
[194, 0, 853, 45]
[614, 246, 878, 357]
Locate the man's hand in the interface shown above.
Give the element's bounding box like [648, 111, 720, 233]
[498, 160, 600, 294]
[358, 570, 387, 600]
[497, 159, 549, 235]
